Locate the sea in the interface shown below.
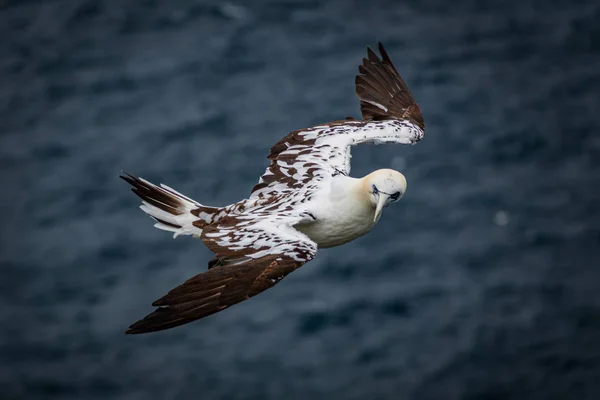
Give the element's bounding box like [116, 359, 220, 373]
[1, 0, 600, 399]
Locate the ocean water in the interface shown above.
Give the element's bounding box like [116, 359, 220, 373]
[1, 0, 600, 399]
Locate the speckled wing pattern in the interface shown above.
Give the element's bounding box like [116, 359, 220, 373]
[123, 43, 424, 334]
[250, 42, 424, 201]
[126, 214, 317, 334]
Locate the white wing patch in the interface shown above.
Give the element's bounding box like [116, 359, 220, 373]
[363, 100, 389, 112]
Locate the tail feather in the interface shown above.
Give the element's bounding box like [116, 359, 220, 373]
[120, 172, 220, 238]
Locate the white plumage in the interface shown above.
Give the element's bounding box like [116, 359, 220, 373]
[120, 43, 426, 334]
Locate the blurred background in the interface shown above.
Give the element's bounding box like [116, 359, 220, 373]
[1, 0, 600, 399]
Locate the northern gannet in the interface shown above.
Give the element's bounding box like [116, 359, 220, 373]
[121, 43, 425, 334]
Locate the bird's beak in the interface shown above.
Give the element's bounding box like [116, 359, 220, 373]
[374, 194, 387, 223]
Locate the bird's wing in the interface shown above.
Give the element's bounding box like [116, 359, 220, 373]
[250, 43, 424, 199]
[126, 214, 317, 334]
[355, 42, 425, 128]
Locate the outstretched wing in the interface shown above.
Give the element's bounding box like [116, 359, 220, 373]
[251, 43, 424, 199]
[356, 42, 425, 129]
[126, 215, 317, 334]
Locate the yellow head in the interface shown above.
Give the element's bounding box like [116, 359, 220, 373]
[362, 169, 407, 222]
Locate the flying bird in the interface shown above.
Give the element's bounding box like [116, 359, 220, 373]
[121, 43, 425, 334]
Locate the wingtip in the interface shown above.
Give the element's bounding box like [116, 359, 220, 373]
[119, 171, 137, 185]
[366, 46, 380, 63]
[125, 320, 148, 335]
[377, 42, 388, 60]
[124, 324, 138, 334]
[124, 328, 145, 335]
[365, 42, 386, 58]
[356, 42, 424, 129]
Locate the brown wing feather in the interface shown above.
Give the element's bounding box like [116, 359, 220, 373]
[127, 214, 316, 334]
[355, 43, 425, 130]
[125, 255, 303, 334]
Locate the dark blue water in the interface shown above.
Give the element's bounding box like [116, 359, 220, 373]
[2, 0, 600, 399]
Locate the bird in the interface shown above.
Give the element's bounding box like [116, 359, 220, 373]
[120, 42, 425, 334]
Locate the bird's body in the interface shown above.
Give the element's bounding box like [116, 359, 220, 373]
[120, 43, 425, 334]
[295, 175, 376, 248]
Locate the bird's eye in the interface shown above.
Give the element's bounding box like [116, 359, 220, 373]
[372, 185, 379, 194]
[390, 191, 401, 201]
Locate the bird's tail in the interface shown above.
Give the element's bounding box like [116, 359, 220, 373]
[120, 172, 221, 238]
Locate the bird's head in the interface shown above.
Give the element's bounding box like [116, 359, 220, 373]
[363, 169, 407, 223]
